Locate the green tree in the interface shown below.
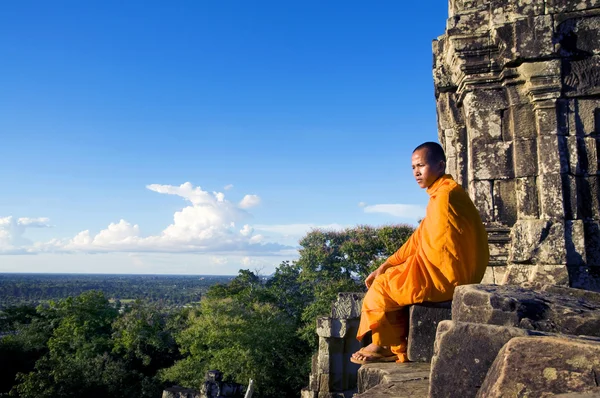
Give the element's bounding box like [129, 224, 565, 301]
[161, 296, 307, 398]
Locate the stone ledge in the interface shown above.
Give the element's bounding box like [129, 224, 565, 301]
[356, 362, 430, 395]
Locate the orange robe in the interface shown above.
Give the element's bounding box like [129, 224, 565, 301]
[357, 174, 489, 361]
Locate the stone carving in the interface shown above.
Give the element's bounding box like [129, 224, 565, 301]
[434, 0, 600, 289]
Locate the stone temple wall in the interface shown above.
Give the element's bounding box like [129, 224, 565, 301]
[433, 0, 600, 290]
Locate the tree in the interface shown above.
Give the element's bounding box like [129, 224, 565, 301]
[161, 296, 307, 398]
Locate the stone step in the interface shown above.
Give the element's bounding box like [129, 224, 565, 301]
[407, 302, 452, 362]
[354, 362, 430, 398]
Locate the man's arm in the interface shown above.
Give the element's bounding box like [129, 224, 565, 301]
[365, 224, 422, 288]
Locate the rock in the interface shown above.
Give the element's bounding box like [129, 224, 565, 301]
[407, 302, 452, 362]
[452, 284, 600, 336]
[429, 321, 547, 398]
[355, 362, 430, 397]
[555, 388, 600, 397]
[477, 336, 600, 397]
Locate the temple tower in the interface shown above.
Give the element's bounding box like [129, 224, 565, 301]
[433, 0, 600, 289]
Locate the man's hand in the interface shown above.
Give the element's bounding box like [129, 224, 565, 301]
[365, 267, 383, 289]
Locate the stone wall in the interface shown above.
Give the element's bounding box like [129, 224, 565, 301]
[433, 0, 600, 290]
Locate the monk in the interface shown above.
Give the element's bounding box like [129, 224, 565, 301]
[351, 142, 489, 364]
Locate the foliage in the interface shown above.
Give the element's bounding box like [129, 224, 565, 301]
[0, 274, 235, 309]
[161, 297, 308, 397]
[4, 292, 179, 398]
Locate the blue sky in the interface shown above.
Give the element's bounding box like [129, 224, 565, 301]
[0, 1, 448, 275]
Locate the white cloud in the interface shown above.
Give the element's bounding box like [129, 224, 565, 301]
[240, 224, 254, 236]
[239, 194, 261, 209]
[224, 184, 234, 190]
[210, 256, 228, 265]
[3, 183, 291, 257]
[363, 204, 426, 219]
[0, 216, 52, 253]
[358, 202, 367, 208]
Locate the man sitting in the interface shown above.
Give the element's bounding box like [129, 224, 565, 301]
[351, 142, 489, 364]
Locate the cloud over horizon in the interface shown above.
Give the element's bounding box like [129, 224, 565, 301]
[1, 183, 291, 256]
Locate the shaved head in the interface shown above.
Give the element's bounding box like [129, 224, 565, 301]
[413, 142, 446, 164]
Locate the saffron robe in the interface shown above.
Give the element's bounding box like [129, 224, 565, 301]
[357, 174, 489, 346]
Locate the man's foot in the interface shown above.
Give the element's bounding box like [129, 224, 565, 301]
[350, 343, 397, 365]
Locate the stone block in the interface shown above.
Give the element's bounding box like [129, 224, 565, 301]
[513, 139, 538, 177]
[481, 267, 495, 284]
[509, 220, 566, 265]
[563, 57, 600, 97]
[471, 140, 513, 180]
[512, 15, 555, 60]
[493, 179, 517, 226]
[538, 135, 567, 174]
[429, 321, 545, 398]
[540, 284, 600, 303]
[555, 389, 600, 398]
[565, 175, 600, 219]
[536, 102, 562, 135]
[583, 176, 600, 219]
[452, 284, 600, 335]
[446, 8, 490, 36]
[566, 136, 598, 176]
[477, 336, 600, 398]
[538, 174, 565, 219]
[492, 265, 509, 284]
[569, 266, 600, 292]
[331, 292, 364, 319]
[516, 177, 539, 219]
[547, 0, 600, 14]
[566, 220, 587, 266]
[463, 90, 507, 141]
[501, 263, 569, 286]
[585, 221, 600, 266]
[556, 14, 600, 57]
[407, 302, 452, 363]
[356, 362, 430, 395]
[469, 180, 494, 223]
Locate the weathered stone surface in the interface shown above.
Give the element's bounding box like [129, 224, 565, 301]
[429, 321, 546, 398]
[477, 336, 600, 398]
[331, 292, 364, 319]
[585, 221, 600, 266]
[555, 387, 600, 397]
[435, 0, 600, 290]
[563, 57, 600, 97]
[493, 179, 517, 226]
[452, 284, 600, 335]
[513, 139, 538, 177]
[566, 220, 587, 265]
[516, 177, 539, 218]
[356, 362, 430, 396]
[509, 220, 566, 264]
[469, 180, 494, 223]
[540, 284, 600, 303]
[471, 140, 513, 180]
[407, 302, 452, 363]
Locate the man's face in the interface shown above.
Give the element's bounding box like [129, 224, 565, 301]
[411, 148, 445, 189]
